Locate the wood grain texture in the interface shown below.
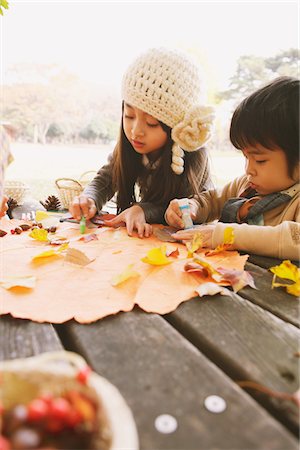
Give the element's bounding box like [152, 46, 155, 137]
[0, 315, 63, 360]
[62, 310, 297, 450]
[166, 294, 300, 433]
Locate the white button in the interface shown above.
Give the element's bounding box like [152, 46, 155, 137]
[155, 414, 178, 434]
[204, 395, 227, 413]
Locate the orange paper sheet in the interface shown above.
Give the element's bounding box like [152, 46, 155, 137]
[0, 219, 248, 323]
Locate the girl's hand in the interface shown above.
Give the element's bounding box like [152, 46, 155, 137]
[69, 195, 97, 220]
[104, 205, 152, 238]
[165, 199, 197, 229]
[171, 224, 216, 248]
[0, 195, 9, 218]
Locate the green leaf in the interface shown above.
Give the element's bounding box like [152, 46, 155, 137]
[1, 0, 9, 9]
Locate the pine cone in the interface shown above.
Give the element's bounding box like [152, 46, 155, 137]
[40, 195, 61, 211]
[7, 197, 18, 219]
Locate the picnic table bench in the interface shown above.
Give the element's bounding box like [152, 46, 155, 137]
[1, 201, 299, 449]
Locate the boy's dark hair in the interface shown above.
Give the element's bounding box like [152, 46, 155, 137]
[230, 76, 299, 177]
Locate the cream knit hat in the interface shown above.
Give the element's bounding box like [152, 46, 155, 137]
[122, 47, 215, 174]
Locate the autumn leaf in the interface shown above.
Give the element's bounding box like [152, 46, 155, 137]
[64, 247, 95, 266]
[195, 282, 232, 297]
[0, 275, 36, 289]
[206, 227, 234, 256]
[185, 255, 224, 282]
[166, 247, 179, 258]
[32, 243, 69, 260]
[111, 264, 140, 286]
[29, 228, 49, 242]
[50, 236, 69, 245]
[35, 210, 50, 222]
[270, 260, 300, 297]
[0, 0, 9, 16]
[79, 233, 98, 242]
[186, 232, 203, 257]
[217, 267, 256, 292]
[141, 245, 172, 266]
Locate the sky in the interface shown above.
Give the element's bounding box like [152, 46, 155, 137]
[0, 1, 299, 93]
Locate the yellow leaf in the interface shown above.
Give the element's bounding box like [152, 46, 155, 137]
[32, 243, 68, 260]
[111, 264, 140, 286]
[35, 210, 50, 221]
[0, 275, 36, 289]
[141, 245, 172, 266]
[29, 228, 49, 242]
[64, 247, 95, 266]
[192, 255, 224, 282]
[186, 232, 203, 257]
[270, 260, 300, 283]
[270, 260, 300, 297]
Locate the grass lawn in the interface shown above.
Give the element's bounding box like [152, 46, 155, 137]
[5, 143, 244, 203]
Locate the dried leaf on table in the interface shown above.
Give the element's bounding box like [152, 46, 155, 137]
[64, 247, 95, 266]
[270, 260, 300, 297]
[32, 243, 69, 260]
[195, 282, 232, 297]
[154, 227, 178, 242]
[185, 256, 224, 282]
[35, 210, 50, 221]
[205, 226, 234, 256]
[141, 245, 172, 266]
[29, 228, 49, 242]
[111, 264, 140, 286]
[0, 275, 36, 289]
[79, 233, 98, 243]
[186, 232, 203, 257]
[217, 267, 256, 292]
[50, 236, 69, 245]
[166, 247, 179, 258]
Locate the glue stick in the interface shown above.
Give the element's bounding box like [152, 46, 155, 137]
[177, 198, 194, 229]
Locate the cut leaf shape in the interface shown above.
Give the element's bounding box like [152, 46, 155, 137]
[185, 255, 223, 282]
[32, 243, 69, 260]
[166, 247, 179, 258]
[29, 228, 49, 242]
[141, 245, 172, 266]
[0, 275, 36, 289]
[195, 282, 232, 297]
[206, 226, 235, 256]
[270, 260, 300, 297]
[186, 232, 203, 257]
[111, 264, 140, 286]
[65, 247, 95, 266]
[154, 227, 178, 242]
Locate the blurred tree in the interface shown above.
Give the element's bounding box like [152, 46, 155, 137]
[218, 48, 299, 102]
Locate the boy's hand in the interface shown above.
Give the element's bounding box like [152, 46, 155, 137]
[171, 224, 215, 248]
[0, 195, 9, 218]
[104, 205, 152, 238]
[69, 195, 97, 220]
[165, 199, 197, 229]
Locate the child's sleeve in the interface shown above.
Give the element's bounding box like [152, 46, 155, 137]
[211, 221, 300, 261]
[191, 176, 246, 224]
[83, 153, 115, 212]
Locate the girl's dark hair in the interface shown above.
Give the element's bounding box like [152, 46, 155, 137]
[111, 108, 211, 213]
[230, 76, 299, 177]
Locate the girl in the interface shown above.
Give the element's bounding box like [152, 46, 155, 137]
[70, 48, 215, 237]
[165, 76, 300, 260]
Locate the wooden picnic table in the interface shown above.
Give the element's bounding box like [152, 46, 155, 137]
[1, 201, 299, 449]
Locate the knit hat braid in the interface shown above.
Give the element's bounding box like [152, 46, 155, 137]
[122, 47, 215, 174]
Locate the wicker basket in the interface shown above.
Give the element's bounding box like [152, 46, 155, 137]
[4, 180, 30, 204]
[1, 351, 139, 450]
[55, 171, 97, 210]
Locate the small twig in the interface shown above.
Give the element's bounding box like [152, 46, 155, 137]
[237, 381, 300, 407]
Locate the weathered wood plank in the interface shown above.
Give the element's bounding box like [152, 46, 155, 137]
[60, 310, 297, 450]
[166, 294, 300, 433]
[248, 254, 300, 268]
[243, 262, 299, 327]
[0, 315, 63, 360]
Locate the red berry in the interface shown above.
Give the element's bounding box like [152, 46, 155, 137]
[49, 397, 71, 421]
[27, 399, 49, 422]
[10, 229, 15, 234]
[0, 435, 11, 450]
[65, 408, 82, 428]
[45, 418, 64, 433]
[76, 365, 92, 384]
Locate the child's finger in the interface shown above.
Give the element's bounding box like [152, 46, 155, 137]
[168, 210, 184, 228]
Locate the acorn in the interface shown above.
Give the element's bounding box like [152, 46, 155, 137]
[14, 227, 23, 235]
[20, 224, 31, 231]
[0, 229, 7, 237]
